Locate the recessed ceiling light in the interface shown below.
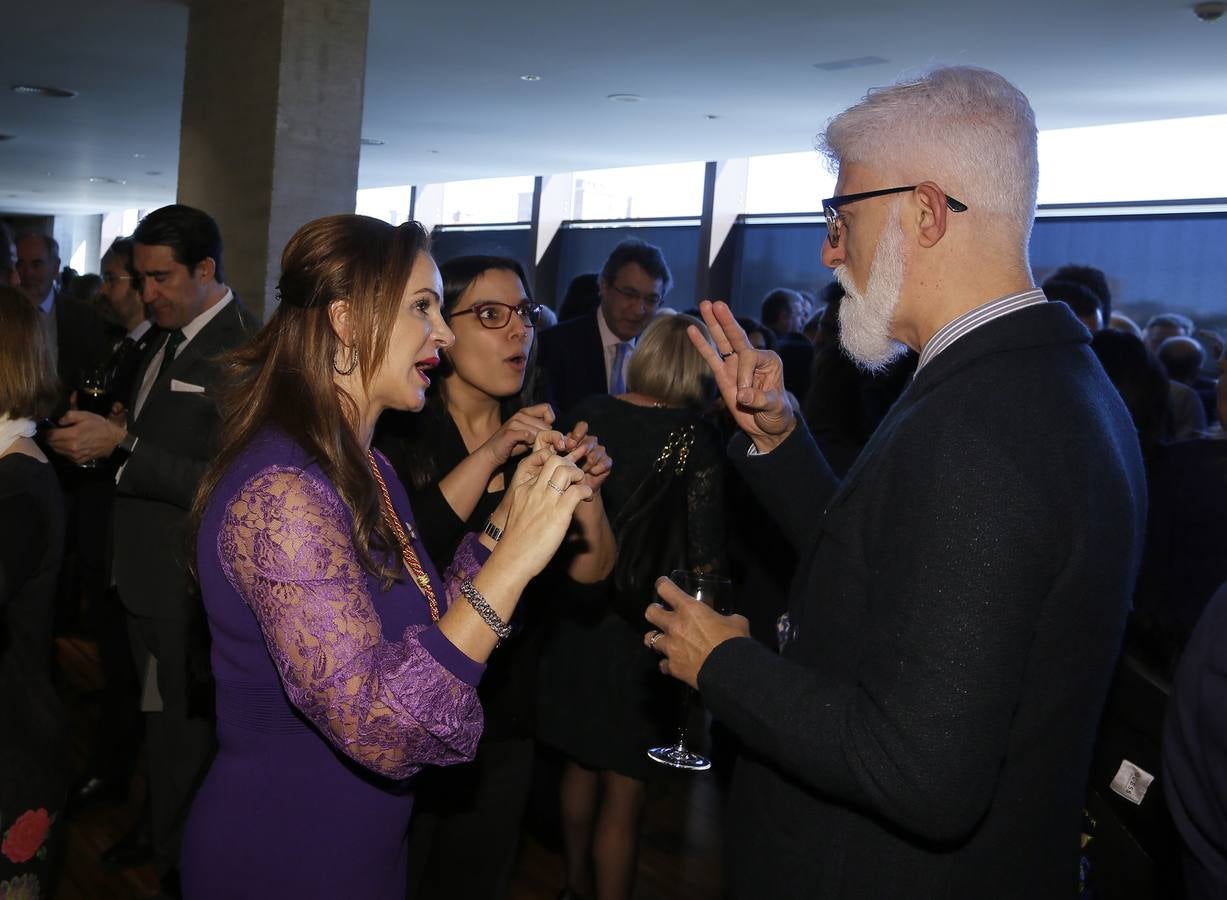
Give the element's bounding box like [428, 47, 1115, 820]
[88, 176, 127, 185]
[11, 84, 77, 98]
[812, 56, 889, 72]
[132, 152, 146, 159]
[607, 93, 642, 103]
[360, 137, 386, 146]
[520, 74, 541, 82]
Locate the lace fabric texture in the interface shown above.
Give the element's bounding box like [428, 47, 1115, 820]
[218, 465, 483, 780]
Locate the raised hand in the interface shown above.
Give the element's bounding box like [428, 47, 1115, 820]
[481, 402, 556, 466]
[687, 300, 795, 453]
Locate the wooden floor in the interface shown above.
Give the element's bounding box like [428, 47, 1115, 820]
[51, 635, 727, 900]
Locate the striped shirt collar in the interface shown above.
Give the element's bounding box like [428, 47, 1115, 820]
[916, 288, 1047, 371]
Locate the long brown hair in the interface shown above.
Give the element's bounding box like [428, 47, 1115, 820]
[191, 215, 430, 585]
[0, 285, 58, 419]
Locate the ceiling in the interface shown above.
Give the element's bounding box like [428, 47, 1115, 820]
[2, 0, 1225, 216]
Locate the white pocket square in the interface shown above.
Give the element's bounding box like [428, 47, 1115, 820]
[170, 379, 206, 394]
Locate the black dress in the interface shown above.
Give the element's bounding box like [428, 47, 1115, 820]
[0, 452, 66, 894]
[537, 395, 725, 781]
[377, 405, 591, 900]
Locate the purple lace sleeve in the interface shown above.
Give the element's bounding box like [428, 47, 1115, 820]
[217, 465, 483, 779]
[442, 532, 489, 611]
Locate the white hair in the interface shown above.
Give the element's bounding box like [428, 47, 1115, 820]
[817, 66, 1038, 249]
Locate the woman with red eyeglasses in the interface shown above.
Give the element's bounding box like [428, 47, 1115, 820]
[376, 254, 615, 900]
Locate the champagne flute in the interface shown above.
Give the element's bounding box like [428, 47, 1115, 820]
[647, 570, 732, 771]
[75, 367, 112, 469]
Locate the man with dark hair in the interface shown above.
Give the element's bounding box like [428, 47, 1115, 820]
[1160, 335, 1218, 426]
[65, 235, 162, 818]
[47, 204, 257, 892]
[1044, 263, 1112, 330]
[16, 231, 109, 409]
[538, 237, 672, 414]
[1145, 313, 1194, 353]
[1043, 279, 1105, 332]
[761, 288, 805, 338]
[760, 287, 814, 400]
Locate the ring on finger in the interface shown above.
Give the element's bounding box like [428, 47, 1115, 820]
[719, 350, 735, 361]
[648, 630, 663, 651]
[546, 479, 566, 494]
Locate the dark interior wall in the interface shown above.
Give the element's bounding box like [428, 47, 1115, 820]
[430, 227, 534, 276]
[430, 213, 1227, 331]
[553, 223, 700, 311]
[1029, 213, 1227, 330]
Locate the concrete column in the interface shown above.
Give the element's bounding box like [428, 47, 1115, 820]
[177, 0, 370, 320]
[530, 173, 571, 307]
[412, 184, 446, 235]
[695, 158, 748, 310]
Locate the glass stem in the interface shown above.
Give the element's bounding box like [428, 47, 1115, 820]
[674, 688, 694, 751]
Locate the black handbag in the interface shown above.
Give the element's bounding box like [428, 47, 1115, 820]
[609, 425, 695, 624]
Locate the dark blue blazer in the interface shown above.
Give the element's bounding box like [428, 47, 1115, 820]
[536, 311, 607, 418]
[700, 302, 1147, 898]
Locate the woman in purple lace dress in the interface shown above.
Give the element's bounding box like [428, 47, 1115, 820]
[180, 216, 592, 899]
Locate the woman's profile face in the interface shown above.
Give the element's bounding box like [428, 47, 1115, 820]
[443, 268, 535, 401]
[369, 251, 454, 414]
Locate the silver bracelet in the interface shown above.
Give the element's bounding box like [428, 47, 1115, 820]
[459, 579, 512, 643]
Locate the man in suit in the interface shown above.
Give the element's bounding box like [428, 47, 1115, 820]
[537, 238, 671, 415]
[645, 67, 1147, 898]
[760, 287, 814, 401]
[65, 236, 162, 816]
[16, 232, 110, 410]
[48, 205, 258, 892]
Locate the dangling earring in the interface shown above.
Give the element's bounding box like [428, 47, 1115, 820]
[333, 343, 358, 376]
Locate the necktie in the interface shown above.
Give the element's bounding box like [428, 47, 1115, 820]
[157, 330, 186, 380]
[610, 341, 631, 395]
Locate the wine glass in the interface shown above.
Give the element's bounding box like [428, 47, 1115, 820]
[75, 367, 112, 468]
[647, 569, 732, 772]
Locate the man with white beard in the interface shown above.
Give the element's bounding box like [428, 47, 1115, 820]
[643, 66, 1147, 898]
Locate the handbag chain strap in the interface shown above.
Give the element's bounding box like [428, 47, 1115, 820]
[653, 425, 696, 475]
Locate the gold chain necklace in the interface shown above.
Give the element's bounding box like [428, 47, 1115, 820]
[367, 450, 440, 622]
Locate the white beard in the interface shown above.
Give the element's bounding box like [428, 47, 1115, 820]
[835, 212, 908, 373]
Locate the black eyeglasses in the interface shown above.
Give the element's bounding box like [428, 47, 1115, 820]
[821, 186, 968, 248]
[448, 301, 542, 330]
[609, 283, 662, 307]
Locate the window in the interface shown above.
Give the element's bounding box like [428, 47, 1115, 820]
[570, 161, 706, 220]
[440, 175, 535, 225]
[355, 185, 411, 225]
[1037, 114, 1227, 205]
[745, 151, 837, 215]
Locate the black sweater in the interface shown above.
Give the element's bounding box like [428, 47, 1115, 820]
[699, 302, 1147, 899]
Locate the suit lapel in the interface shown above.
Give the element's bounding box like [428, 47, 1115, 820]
[133, 298, 253, 422]
[820, 302, 1089, 516]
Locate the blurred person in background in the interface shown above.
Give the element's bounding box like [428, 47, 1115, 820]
[0, 286, 68, 897]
